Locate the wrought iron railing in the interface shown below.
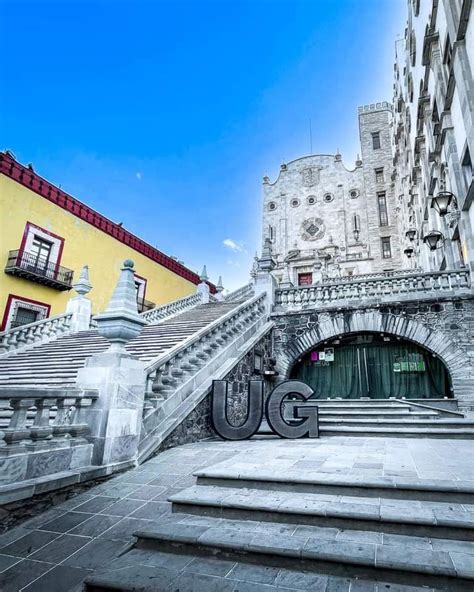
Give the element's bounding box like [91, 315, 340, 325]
[5, 249, 74, 290]
[137, 298, 156, 314]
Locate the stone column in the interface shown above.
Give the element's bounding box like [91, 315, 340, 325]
[66, 265, 92, 333]
[197, 265, 210, 303]
[75, 260, 148, 466]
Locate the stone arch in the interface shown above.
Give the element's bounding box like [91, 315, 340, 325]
[275, 309, 468, 400]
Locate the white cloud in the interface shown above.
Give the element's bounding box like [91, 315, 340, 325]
[136, 172, 142, 180]
[226, 259, 241, 268]
[223, 238, 246, 253]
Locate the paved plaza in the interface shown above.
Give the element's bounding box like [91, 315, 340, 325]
[0, 436, 473, 591]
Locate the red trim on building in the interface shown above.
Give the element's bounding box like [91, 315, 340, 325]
[0, 153, 216, 293]
[1, 294, 52, 331]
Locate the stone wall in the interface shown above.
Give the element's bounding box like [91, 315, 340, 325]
[156, 331, 274, 453]
[271, 295, 474, 410]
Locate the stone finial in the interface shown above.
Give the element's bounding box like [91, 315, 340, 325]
[257, 238, 276, 273]
[197, 265, 210, 303]
[200, 265, 209, 282]
[215, 276, 225, 301]
[73, 265, 92, 296]
[263, 175, 270, 184]
[280, 163, 287, 171]
[355, 153, 362, 167]
[93, 260, 147, 351]
[280, 265, 293, 289]
[334, 150, 342, 162]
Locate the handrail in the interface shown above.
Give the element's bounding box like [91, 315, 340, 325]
[144, 292, 266, 375]
[140, 292, 203, 324]
[225, 282, 255, 302]
[278, 269, 469, 291]
[0, 312, 73, 353]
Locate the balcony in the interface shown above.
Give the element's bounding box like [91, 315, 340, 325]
[274, 269, 471, 311]
[5, 250, 74, 291]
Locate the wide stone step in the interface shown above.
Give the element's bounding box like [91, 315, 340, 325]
[316, 411, 437, 418]
[320, 426, 474, 439]
[170, 485, 474, 541]
[83, 543, 459, 592]
[318, 419, 473, 428]
[106, 518, 473, 590]
[194, 467, 474, 503]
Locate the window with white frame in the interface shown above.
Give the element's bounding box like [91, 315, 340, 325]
[5, 296, 50, 330]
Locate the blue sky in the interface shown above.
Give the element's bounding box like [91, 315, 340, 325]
[1, 0, 405, 290]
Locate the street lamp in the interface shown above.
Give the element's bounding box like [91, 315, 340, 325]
[404, 246, 414, 258]
[431, 191, 458, 217]
[405, 228, 417, 241]
[422, 230, 444, 251]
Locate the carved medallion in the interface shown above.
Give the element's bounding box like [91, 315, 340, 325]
[300, 167, 321, 187]
[301, 217, 325, 241]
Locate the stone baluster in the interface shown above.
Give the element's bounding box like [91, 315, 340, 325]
[28, 398, 54, 449]
[1, 398, 35, 454]
[52, 397, 73, 442]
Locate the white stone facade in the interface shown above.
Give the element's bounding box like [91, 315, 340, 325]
[262, 104, 402, 285]
[393, 0, 473, 273]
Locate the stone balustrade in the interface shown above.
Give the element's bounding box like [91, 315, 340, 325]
[225, 282, 255, 302]
[141, 293, 203, 325]
[275, 269, 472, 310]
[0, 388, 97, 456]
[143, 293, 266, 410]
[0, 312, 74, 355]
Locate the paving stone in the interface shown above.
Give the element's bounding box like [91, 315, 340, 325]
[166, 571, 236, 592]
[29, 533, 91, 563]
[302, 539, 376, 565]
[130, 501, 171, 520]
[0, 530, 59, 558]
[99, 498, 146, 516]
[185, 556, 236, 577]
[0, 559, 53, 591]
[22, 564, 92, 592]
[39, 511, 95, 533]
[336, 529, 383, 544]
[72, 495, 119, 514]
[0, 554, 20, 573]
[63, 538, 127, 570]
[99, 517, 156, 541]
[381, 533, 432, 550]
[274, 568, 329, 590]
[68, 514, 120, 537]
[229, 562, 280, 585]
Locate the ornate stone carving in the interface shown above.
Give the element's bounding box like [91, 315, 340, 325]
[300, 167, 321, 187]
[301, 218, 325, 242]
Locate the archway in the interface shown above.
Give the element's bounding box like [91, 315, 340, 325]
[289, 332, 451, 399]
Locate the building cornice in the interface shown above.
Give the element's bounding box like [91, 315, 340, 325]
[0, 152, 215, 292]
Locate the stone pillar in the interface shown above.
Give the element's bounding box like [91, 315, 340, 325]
[215, 276, 225, 301]
[75, 260, 148, 466]
[254, 238, 277, 313]
[66, 265, 92, 333]
[197, 265, 210, 303]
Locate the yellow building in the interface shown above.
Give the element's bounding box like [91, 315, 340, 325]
[0, 151, 214, 330]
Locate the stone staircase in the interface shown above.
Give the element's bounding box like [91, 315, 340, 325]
[268, 399, 474, 439]
[0, 302, 241, 390]
[84, 444, 474, 591]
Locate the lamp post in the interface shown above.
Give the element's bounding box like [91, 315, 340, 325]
[405, 228, 417, 241]
[431, 191, 458, 217]
[422, 230, 444, 251]
[403, 246, 414, 258]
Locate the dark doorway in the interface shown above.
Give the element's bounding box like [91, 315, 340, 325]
[290, 333, 451, 399]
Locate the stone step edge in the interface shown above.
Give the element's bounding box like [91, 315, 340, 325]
[193, 472, 474, 503]
[169, 487, 474, 533]
[0, 459, 134, 506]
[130, 528, 471, 582]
